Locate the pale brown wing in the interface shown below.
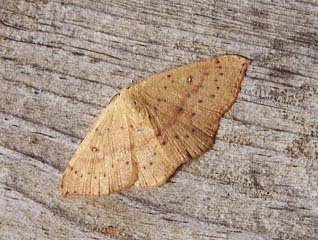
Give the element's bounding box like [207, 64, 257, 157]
[125, 105, 182, 188]
[130, 54, 250, 188]
[60, 95, 138, 196]
[61, 54, 250, 194]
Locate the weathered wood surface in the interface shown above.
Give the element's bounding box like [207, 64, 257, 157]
[0, 0, 318, 239]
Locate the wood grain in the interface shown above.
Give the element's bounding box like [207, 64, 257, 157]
[0, 0, 317, 239]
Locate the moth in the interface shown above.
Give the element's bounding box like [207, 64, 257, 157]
[61, 54, 251, 196]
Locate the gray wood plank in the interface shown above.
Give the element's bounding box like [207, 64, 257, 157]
[0, 0, 317, 239]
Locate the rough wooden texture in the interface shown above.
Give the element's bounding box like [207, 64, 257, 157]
[0, 1, 317, 239]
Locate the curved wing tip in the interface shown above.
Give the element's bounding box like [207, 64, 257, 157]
[235, 55, 252, 64]
[244, 57, 252, 64]
[219, 54, 252, 63]
[239, 56, 252, 66]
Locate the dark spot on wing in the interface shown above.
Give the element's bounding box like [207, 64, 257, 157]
[185, 151, 192, 159]
[177, 106, 184, 113]
[160, 139, 167, 145]
[91, 147, 98, 152]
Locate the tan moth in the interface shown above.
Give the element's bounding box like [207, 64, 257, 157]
[61, 54, 251, 196]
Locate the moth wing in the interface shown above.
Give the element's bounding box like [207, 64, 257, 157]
[125, 104, 181, 188]
[60, 95, 138, 196]
[131, 55, 250, 187]
[61, 55, 251, 193]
